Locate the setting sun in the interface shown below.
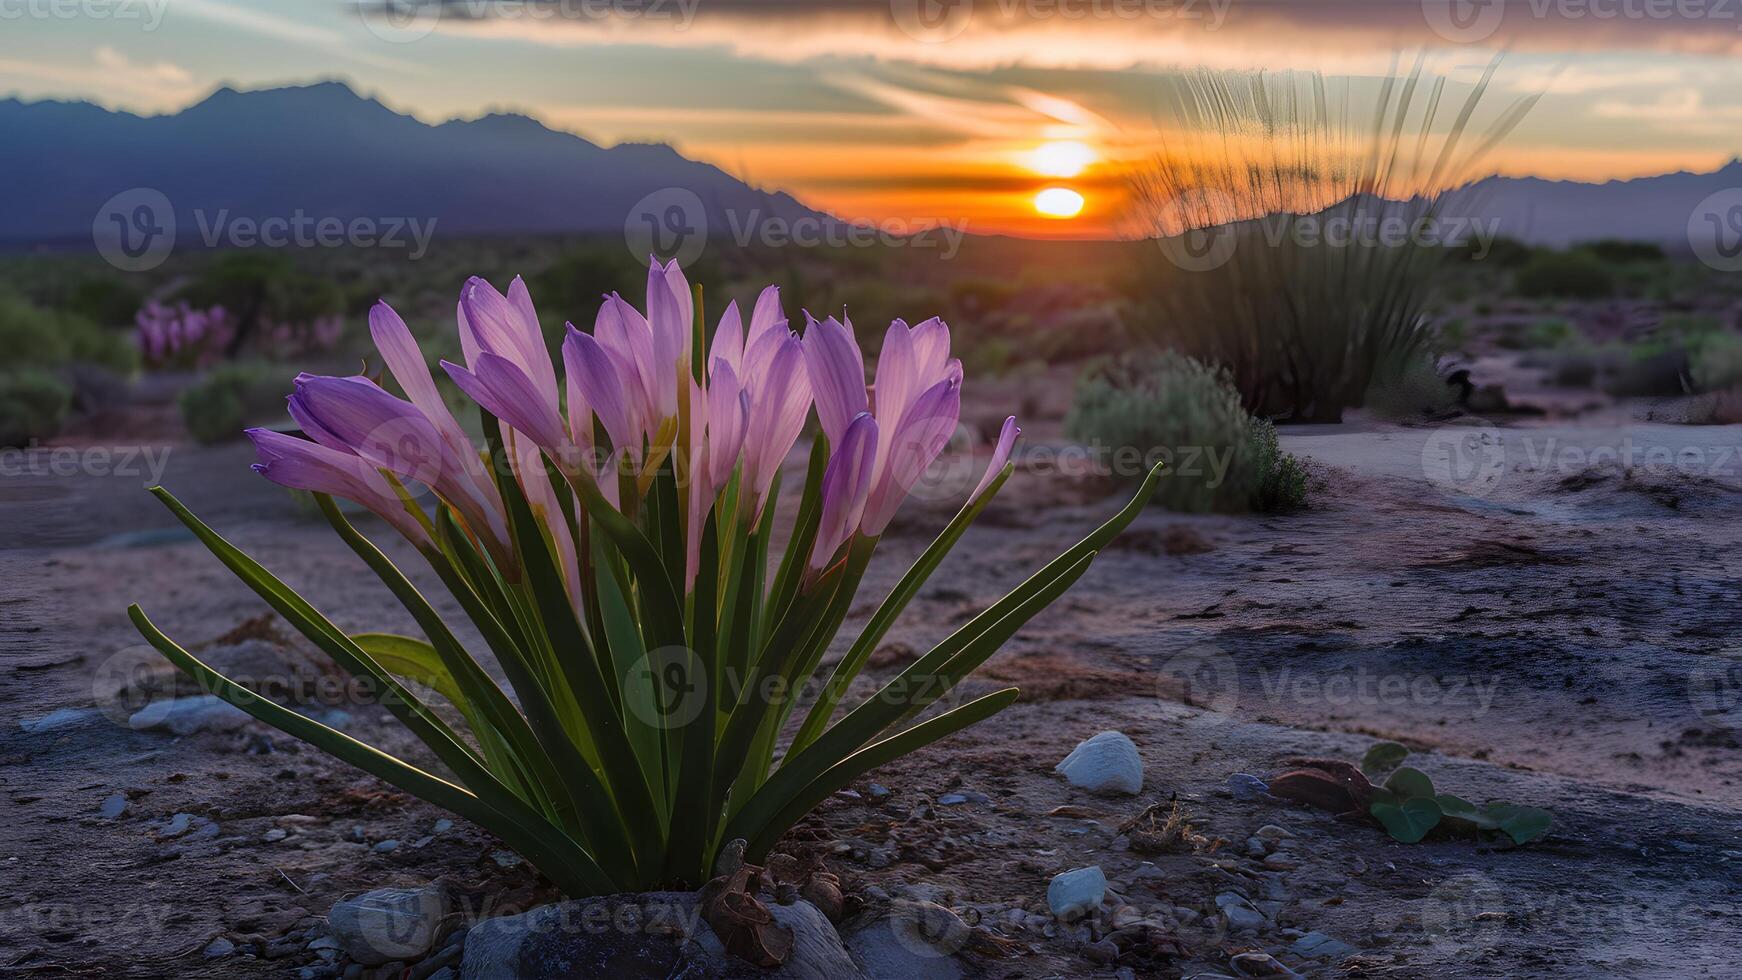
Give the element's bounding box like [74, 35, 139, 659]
[1025, 140, 1097, 178]
[1034, 187, 1085, 219]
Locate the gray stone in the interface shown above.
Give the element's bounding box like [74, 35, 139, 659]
[128, 695, 248, 735]
[842, 915, 966, 980]
[329, 886, 446, 966]
[461, 893, 863, 980]
[1226, 773, 1269, 801]
[1289, 930, 1358, 960]
[20, 706, 100, 734]
[99, 793, 127, 819]
[1223, 906, 1266, 932]
[1046, 867, 1107, 919]
[1054, 731, 1143, 796]
[1255, 824, 1294, 842]
[372, 839, 400, 853]
[159, 813, 193, 838]
[264, 828, 288, 842]
[203, 938, 235, 958]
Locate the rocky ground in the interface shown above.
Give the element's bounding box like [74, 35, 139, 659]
[2, 375, 1740, 978]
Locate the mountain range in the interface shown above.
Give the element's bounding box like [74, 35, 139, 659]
[0, 81, 820, 249]
[0, 81, 1736, 250]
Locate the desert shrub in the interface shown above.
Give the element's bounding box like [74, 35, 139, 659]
[0, 369, 73, 448]
[1365, 353, 1455, 418]
[0, 291, 137, 373]
[1514, 251, 1614, 299]
[1459, 235, 1535, 269]
[178, 363, 286, 444]
[1125, 67, 1534, 422]
[174, 253, 347, 360]
[1691, 334, 1742, 392]
[1247, 417, 1309, 513]
[1602, 346, 1689, 398]
[1066, 351, 1307, 512]
[1585, 239, 1664, 264]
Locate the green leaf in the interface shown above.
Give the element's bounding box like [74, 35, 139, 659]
[1361, 741, 1410, 782]
[790, 462, 1014, 756]
[129, 604, 615, 897]
[1485, 804, 1553, 845]
[743, 688, 1020, 861]
[1431, 793, 1501, 833]
[1370, 796, 1442, 843]
[1384, 766, 1436, 801]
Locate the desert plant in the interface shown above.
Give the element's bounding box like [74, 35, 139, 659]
[1360, 742, 1552, 845]
[178, 362, 285, 444]
[1364, 352, 1456, 418]
[0, 290, 137, 374]
[129, 262, 1161, 896]
[1125, 59, 1538, 421]
[1513, 250, 1614, 299]
[0, 369, 73, 448]
[1690, 333, 1742, 392]
[1065, 351, 1305, 512]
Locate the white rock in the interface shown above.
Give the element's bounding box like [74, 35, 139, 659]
[329, 886, 446, 966]
[1054, 731, 1144, 796]
[129, 695, 248, 735]
[1046, 866, 1107, 919]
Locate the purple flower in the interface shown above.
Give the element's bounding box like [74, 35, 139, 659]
[810, 412, 878, 570]
[970, 416, 1021, 504]
[246, 428, 429, 546]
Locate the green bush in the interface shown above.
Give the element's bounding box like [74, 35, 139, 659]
[1584, 239, 1664, 264]
[1513, 251, 1614, 300]
[1691, 334, 1742, 392]
[178, 363, 286, 444]
[0, 291, 136, 373]
[0, 369, 73, 448]
[1066, 352, 1307, 513]
[1365, 353, 1455, 418]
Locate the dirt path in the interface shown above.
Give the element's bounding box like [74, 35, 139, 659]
[2, 411, 1739, 977]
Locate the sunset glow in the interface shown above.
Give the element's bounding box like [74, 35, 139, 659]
[1034, 187, 1086, 219]
[1025, 141, 1098, 178]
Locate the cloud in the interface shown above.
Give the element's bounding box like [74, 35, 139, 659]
[0, 46, 201, 112]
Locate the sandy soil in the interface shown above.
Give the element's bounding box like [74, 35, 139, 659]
[3, 384, 1740, 978]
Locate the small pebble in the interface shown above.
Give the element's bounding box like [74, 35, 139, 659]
[373, 839, 400, 853]
[203, 938, 235, 958]
[264, 829, 288, 843]
[99, 793, 127, 819]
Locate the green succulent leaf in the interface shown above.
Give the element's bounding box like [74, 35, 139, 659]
[1384, 766, 1436, 801]
[1361, 741, 1410, 782]
[1371, 796, 1442, 843]
[1485, 804, 1554, 845]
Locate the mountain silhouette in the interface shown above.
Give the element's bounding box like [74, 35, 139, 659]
[0, 81, 821, 247]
